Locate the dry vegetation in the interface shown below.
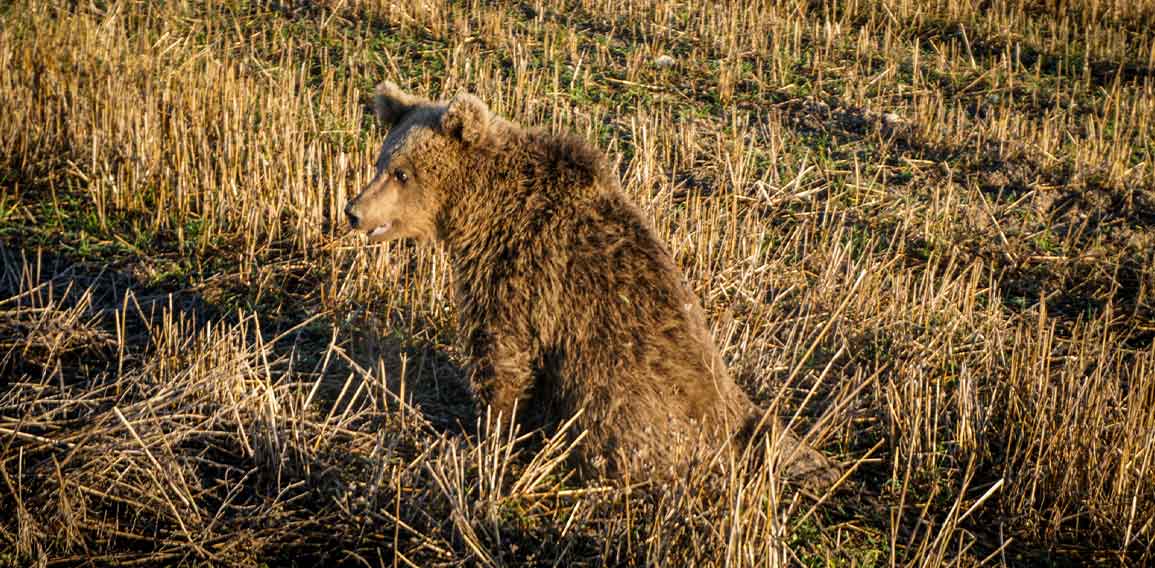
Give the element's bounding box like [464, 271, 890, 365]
[2, 0, 1154, 565]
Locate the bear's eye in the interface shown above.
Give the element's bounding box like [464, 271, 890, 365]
[394, 169, 408, 183]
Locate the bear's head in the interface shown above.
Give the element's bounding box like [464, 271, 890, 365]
[344, 81, 493, 242]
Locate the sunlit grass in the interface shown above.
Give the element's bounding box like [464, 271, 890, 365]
[2, 0, 1153, 565]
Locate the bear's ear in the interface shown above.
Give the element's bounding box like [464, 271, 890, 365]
[441, 92, 490, 146]
[373, 81, 421, 129]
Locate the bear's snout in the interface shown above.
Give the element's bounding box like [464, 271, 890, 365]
[344, 202, 362, 230]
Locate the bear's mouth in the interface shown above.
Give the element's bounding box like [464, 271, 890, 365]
[367, 221, 392, 239]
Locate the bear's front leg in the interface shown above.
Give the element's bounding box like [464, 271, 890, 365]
[466, 326, 534, 423]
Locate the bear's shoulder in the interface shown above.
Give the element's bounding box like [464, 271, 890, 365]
[495, 124, 615, 192]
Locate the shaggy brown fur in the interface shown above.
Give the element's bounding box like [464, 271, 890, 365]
[345, 82, 839, 484]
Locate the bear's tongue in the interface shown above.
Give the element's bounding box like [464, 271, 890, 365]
[369, 221, 391, 237]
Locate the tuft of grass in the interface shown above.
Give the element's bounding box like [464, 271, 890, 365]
[2, 0, 1154, 565]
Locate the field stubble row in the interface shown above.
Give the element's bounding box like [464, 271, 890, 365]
[2, 0, 1154, 565]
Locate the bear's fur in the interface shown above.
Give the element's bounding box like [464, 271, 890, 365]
[345, 82, 838, 484]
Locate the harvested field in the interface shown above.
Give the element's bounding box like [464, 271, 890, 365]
[2, 0, 1154, 565]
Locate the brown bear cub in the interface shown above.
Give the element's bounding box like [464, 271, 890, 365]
[345, 81, 839, 485]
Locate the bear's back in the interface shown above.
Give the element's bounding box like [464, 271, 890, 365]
[525, 185, 754, 474]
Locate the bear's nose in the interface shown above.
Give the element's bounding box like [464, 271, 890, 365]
[345, 203, 361, 229]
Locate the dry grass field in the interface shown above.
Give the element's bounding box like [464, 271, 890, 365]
[2, 0, 1155, 565]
